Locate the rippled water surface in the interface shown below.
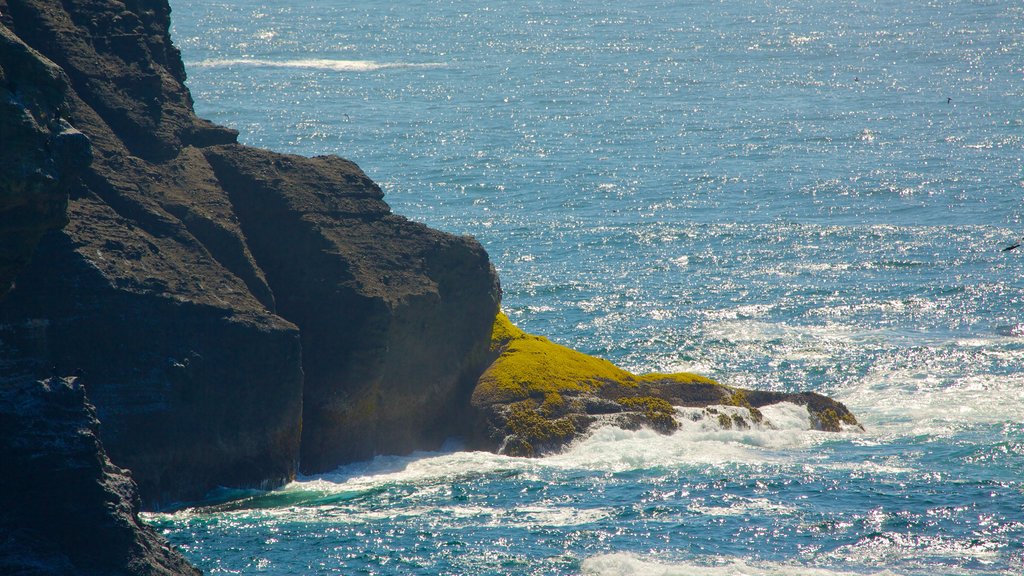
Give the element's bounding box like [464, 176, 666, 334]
[152, 1, 1024, 573]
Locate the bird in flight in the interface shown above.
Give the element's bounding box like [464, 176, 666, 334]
[1003, 237, 1023, 251]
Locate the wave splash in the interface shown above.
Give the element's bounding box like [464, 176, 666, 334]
[270, 401, 827, 504]
[187, 58, 445, 72]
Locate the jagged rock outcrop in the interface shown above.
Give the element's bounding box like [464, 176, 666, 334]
[0, 377, 202, 575]
[471, 314, 861, 456]
[0, 0, 500, 507]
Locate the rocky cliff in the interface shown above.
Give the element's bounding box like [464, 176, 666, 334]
[0, 20, 88, 297]
[1, 17, 197, 573]
[0, 0, 501, 510]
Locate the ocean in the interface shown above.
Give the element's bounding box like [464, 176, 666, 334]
[147, 1, 1024, 573]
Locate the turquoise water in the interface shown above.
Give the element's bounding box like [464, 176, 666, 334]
[149, 1, 1024, 573]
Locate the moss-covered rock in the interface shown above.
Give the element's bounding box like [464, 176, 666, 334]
[501, 400, 578, 457]
[616, 396, 679, 433]
[473, 312, 637, 405]
[470, 313, 862, 455]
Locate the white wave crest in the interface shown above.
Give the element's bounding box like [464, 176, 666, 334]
[841, 366, 1024, 436]
[581, 553, 904, 576]
[297, 446, 519, 491]
[188, 58, 444, 72]
[277, 401, 825, 503]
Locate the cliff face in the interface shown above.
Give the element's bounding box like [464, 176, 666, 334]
[0, 377, 202, 576]
[0, 0, 501, 508]
[203, 146, 499, 473]
[0, 21, 89, 297]
[1, 15, 199, 574]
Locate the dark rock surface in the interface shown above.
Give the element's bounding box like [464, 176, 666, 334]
[202, 145, 499, 473]
[0, 0, 500, 509]
[0, 376, 202, 575]
[1, 10, 198, 575]
[0, 21, 89, 298]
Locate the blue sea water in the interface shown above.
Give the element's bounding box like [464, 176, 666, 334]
[148, 1, 1024, 573]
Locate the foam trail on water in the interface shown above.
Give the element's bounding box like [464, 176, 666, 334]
[295, 446, 520, 493]
[581, 553, 905, 576]
[188, 58, 444, 72]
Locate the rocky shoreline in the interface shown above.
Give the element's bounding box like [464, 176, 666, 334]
[470, 313, 860, 458]
[0, 0, 858, 573]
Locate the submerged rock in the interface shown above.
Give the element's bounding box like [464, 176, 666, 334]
[471, 313, 861, 456]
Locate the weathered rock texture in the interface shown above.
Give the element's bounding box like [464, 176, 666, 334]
[202, 145, 499, 473]
[471, 314, 861, 456]
[0, 0, 501, 508]
[0, 21, 89, 297]
[0, 376, 202, 575]
[1, 7, 203, 574]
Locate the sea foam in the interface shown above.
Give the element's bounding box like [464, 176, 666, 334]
[188, 58, 444, 72]
[277, 400, 827, 502]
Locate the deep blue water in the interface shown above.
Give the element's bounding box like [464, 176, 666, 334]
[148, 1, 1024, 573]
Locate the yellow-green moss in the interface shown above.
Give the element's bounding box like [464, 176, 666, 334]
[617, 396, 673, 418]
[726, 388, 749, 407]
[540, 391, 566, 417]
[475, 313, 636, 404]
[490, 311, 528, 350]
[504, 401, 577, 456]
[475, 313, 721, 406]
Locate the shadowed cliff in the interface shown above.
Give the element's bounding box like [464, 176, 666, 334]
[0, 377, 203, 575]
[1, 14, 200, 574]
